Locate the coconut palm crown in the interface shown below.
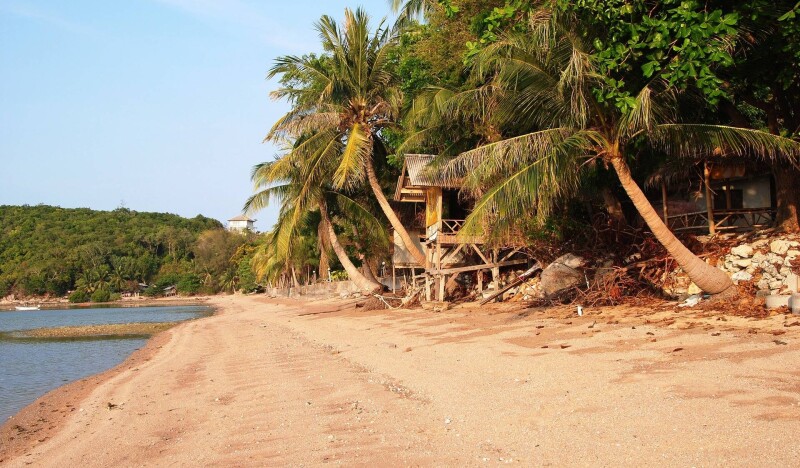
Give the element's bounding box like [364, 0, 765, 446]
[266, 8, 427, 267]
[429, 11, 800, 295]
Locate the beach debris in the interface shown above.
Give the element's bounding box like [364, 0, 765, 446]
[106, 402, 119, 410]
[577, 305, 583, 316]
[540, 255, 585, 296]
[773, 340, 788, 345]
[678, 295, 702, 308]
[672, 347, 684, 353]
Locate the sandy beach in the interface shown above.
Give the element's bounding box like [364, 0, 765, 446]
[2, 295, 800, 466]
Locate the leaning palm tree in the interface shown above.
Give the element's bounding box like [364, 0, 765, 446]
[267, 8, 427, 267]
[434, 11, 800, 295]
[244, 149, 383, 293]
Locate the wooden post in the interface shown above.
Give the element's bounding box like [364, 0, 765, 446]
[477, 270, 483, 295]
[661, 181, 669, 223]
[491, 249, 500, 292]
[392, 266, 396, 294]
[704, 162, 716, 234]
[425, 275, 431, 301]
[724, 179, 732, 210]
[438, 274, 445, 301]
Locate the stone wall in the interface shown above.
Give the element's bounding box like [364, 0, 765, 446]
[665, 233, 800, 297]
[265, 280, 363, 299]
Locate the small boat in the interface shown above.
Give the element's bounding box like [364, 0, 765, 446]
[15, 305, 40, 311]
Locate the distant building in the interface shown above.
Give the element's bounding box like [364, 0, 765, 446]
[227, 214, 255, 232]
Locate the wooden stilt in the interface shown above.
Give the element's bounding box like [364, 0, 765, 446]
[425, 275, 431, 301]
[661, 181, 669, 223]
[704, 162, 716, 234]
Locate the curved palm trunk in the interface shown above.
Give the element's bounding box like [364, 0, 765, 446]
[319, 201, 381, 293]
[365, 156, 427, 267]
[610, 156, 733, 295]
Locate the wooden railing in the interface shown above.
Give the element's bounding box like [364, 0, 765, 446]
[441, 219, 466, 235]
[667, 208, 776, 233]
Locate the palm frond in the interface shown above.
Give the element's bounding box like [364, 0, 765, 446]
[650, 124, 800, 165]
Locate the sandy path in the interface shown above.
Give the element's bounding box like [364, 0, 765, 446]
[3, 295, 800, 466]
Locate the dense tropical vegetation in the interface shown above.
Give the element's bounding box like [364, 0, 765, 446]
[0, 205, 258, 300]
[247, 0, 800, 297]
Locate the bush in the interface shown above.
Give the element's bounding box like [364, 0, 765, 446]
[91, 288, 111, 303]
[68, 289, 89, 303]
[176, 274, 201, 295]
[330, 270, 349, 281]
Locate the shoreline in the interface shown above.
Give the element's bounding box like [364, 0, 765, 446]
[2, 296, 799, 465]
[0, 295, 216, 311]
[0, 302, 221, 463]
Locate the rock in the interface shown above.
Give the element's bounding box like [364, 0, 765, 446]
[733, 258, 752, 268]
[555, 253, 586, 269]
[731, 244, 754, 258]
[770, 280, 784, 290]
[752, 239, 769, 248]
[786, 273, 799, 292]
[731, 271, 753, 283]
[752, 252, 767, 264]
[540, 254, 585, 296]
[787, 250, 800, 259]
[757, 279, 771, 290]
[766, 252, 783, 264]
[771, 239, 791, 255]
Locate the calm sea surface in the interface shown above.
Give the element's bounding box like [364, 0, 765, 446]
[0, 305, 212, 422]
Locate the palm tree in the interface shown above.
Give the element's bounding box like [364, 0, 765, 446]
[244, 150, 383, 293]
[266, 8, 427, 267]
[389, 0, 437, 28]
[432, 11, 800, 295]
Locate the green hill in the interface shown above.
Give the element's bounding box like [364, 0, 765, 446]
[0, 205, 225, 298]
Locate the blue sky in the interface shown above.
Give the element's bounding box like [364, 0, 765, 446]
[0, 0, 392, 231]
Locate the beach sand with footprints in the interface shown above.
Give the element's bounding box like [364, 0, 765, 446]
[2, 295, 800, 466]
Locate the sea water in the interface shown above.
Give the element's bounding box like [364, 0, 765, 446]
[0, 305, 211, 422]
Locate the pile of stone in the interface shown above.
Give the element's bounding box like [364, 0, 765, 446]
[717, 237, 800, 295]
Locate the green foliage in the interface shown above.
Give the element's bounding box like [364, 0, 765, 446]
[330, 270, 349, 281]
[236, 257, 259, 293]
[68, 289, 89, 303]
[176, 274, 202, 295]
[90, 288, 111, 303]
[0, 205, 221, 297]
[558, 0, 738, 112]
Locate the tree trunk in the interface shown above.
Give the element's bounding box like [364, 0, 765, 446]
[601, 186, 628, 231]
[609, 156, 733, 295]
[774, 169, 800, 233]
[365, 156, 427, 267]
[319, 200, 381, 293]
[317, 220, 330, 279]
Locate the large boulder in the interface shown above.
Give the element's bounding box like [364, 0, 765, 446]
[540, 254, 585, 296]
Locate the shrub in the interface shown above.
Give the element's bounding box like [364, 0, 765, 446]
[91, 288, 111, 303]
[176, 274, 201, 295]
[68, 289, 89, 303]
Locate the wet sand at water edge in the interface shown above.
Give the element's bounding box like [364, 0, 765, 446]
[2, 295, 800, 466]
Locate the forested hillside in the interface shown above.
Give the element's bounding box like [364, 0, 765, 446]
[0, 205, 257, 300]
